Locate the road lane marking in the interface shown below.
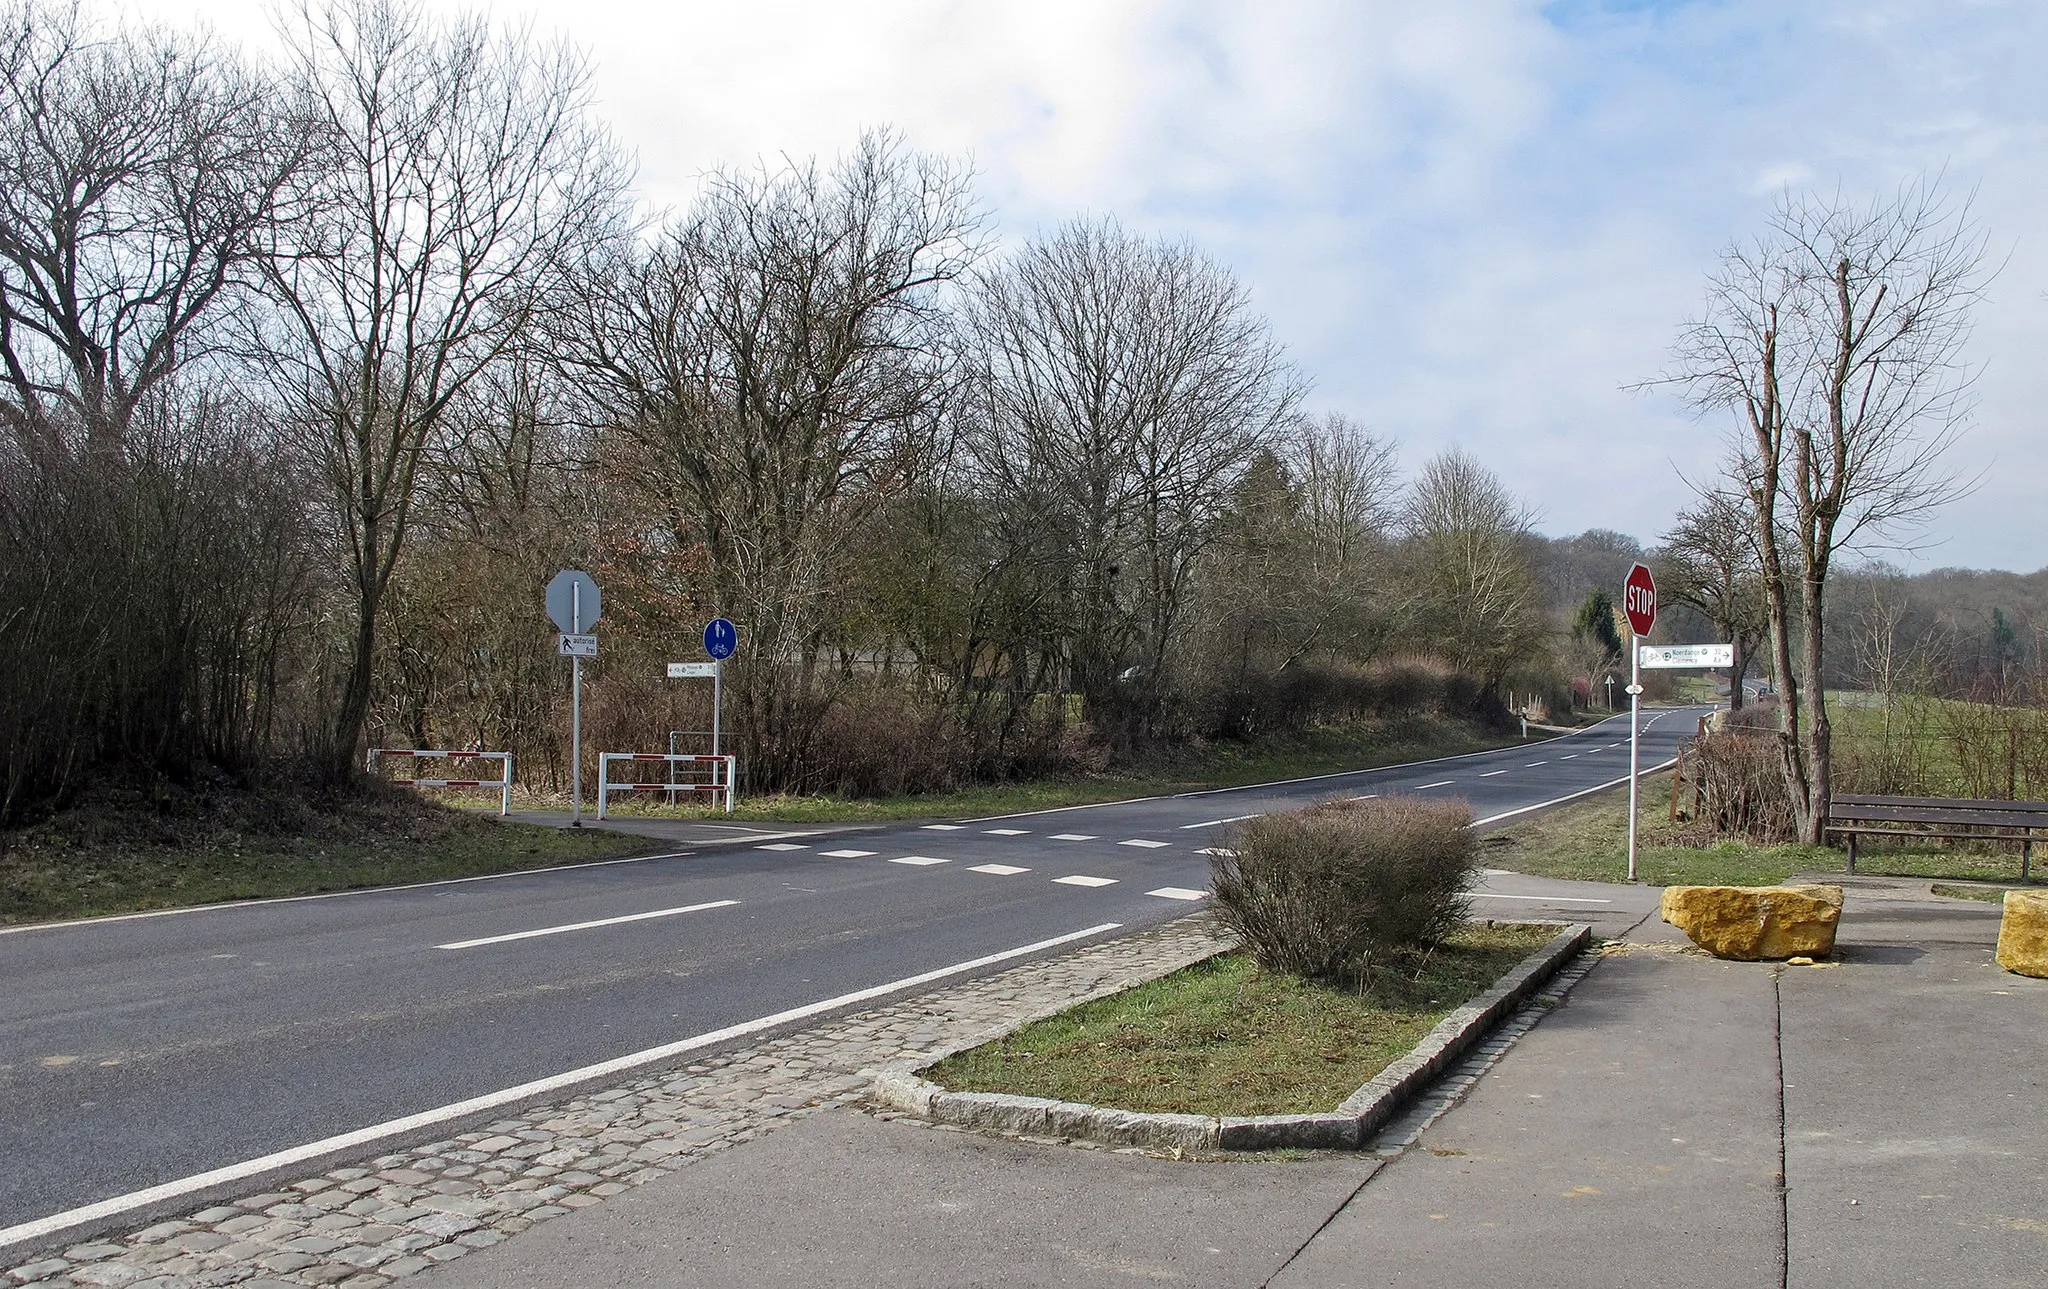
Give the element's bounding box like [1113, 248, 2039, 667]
[1118, 839, 1170, 848]
[920, 824, 964, 831]
[1050, 833, 1097, 841]
[1147, 888, 1206, 901]
[820, 849, 876, 858]
[1468, 757, 1678, 828]
[1055, 875, 1118, 887]
[1560, 754, 1578, 760]
[1479, 770, 1508, 778]
[0, 921, 1126, 1255]
[890, 856, 949, 866]
[1469, 892, 1613, 905]
[436, 900, 738, 950]
[1194, 847, 1232, 856]
[983, 828, 1031, 836]
[1179, 813, 1262, 829]
[1415, 780, 1455, 790]
[969, 864, 1030, 875]
[756, 843, 808, 851]
[1525, 760, 1548, 766]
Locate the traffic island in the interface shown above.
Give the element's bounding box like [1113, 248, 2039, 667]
[1660, 883, 1843, 960]
[1996, 889, 2048, 978]
[869, 922, 1590, 1153]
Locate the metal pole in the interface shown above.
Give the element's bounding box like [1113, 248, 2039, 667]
[1627, 643, 1641, 881]
[711, 659, 722, 757]
[571, 582, 583, 826]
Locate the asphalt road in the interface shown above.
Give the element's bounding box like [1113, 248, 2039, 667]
[0, 707, 1707, 1234]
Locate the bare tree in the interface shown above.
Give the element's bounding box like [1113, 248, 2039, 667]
[0, 0, 301, 438]
[1402, 447, 1545, 703]
[561, 131, 981, 787]
[1660, 180, 1986, 841]
[1658, 490, 1769, 708]
[259, 0, 626, 779]
[963, 217, 1303, 744]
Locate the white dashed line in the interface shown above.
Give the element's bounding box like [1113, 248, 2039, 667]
[1178, 813, 1261, 829]
[1560, 754, 1578, 760]
[756, 843, 808, 851]
[1050, 833, 1098, 841]
[436, 900, 738, 950]
[1478, 770, 1508, 777]
[1118, 839, 1171, 848]
[1526, 760, 1548, 767]
[820, 849, 876, 859]
[1146, 887, 1207, 901]
[1415, 780, 1455, 790]
[1194, 847, 1233, 857]
[1054, 875, 1119, 887]
[920, 824, 964, 831]
[969, 863, 1031, 875]
[890, 856, 950, 866]
[983, 828, 1031, 836]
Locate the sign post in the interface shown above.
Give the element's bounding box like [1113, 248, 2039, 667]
[1622, 563, 1657, 881]
[546, 570, 602, 825]
[703, 618, 736, 757]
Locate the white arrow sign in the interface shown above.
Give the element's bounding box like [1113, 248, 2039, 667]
[667, 661, 717, 678]
[1638, 643, 1736, 670]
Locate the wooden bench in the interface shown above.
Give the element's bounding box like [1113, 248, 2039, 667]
[1827, 794, 2047, 879]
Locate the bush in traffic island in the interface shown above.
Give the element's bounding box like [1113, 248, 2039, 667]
[1996, 890, 2048, 979]
[1209, 795, 1476, 981]
[1659, 884, 1843, 960]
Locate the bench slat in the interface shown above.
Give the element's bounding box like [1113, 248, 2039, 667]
[1829, 806, 2045, 829]
[1831, 793, 2048, 813]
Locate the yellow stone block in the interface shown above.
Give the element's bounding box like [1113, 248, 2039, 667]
[1996, 890, 2048, 979]
[1659, 884, 1844, 961]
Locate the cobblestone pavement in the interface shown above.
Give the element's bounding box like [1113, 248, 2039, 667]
[6, 915, 1597, 1289]
[5, 918, 1233, 1288]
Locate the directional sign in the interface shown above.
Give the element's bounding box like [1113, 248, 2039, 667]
[558, 633, 598, 658]
[667, 661, 718, 678]
[546, 570, 602, 634]
[704, 617, 737, 661]
[1639, 643, 1735, 670]
[1622, 563, 1657, 637]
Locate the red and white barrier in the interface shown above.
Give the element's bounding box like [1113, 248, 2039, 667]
[597, 752, 737, 817]
[366, 749, 513, 816]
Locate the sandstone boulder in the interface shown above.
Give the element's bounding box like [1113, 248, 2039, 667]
[1659, 884, 1843, 961]
[1996, 890, 2048, 979]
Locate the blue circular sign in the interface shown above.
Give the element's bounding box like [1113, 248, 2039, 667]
[704, 617, 737, 660]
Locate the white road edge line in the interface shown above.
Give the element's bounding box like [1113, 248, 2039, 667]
[0, 850, 709, 937]
[1178, 813, 1262, 829]
[435, 900, 738, 950]
[1468, 759, 1678, 829]
[0, 921, 1126, 1255]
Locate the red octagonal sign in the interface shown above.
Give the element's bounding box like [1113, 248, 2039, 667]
[1623, 563, 1657, 637]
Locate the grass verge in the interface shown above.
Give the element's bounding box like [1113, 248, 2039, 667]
[925, 921, 1555, 1117]
[1929, 882, 2015, 904]
[1483, 764, 2044, 886]
[584, 714, 1522, 825]
[0, 781, 648, 925]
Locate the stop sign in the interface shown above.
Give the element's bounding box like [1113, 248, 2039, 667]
[1622, 563, 1657, 637]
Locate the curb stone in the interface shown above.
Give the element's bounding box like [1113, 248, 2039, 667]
[871, 922, 1593, 1152]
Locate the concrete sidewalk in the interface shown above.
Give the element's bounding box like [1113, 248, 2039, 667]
[411, 889, 2041, 1289]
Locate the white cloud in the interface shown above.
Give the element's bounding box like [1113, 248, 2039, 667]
[120, 0, 2048, 570]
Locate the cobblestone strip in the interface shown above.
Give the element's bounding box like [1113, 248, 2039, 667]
[5, 918, 1231, 1289]
[1365, 937, 1606, 1154]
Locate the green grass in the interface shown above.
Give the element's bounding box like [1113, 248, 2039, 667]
[1481, 770, 1831, 886]
[1929, 883, 2013, 904]
[587, 715, 1519, 825]
[926, 922, 1555, 1117]
[0, 782, 648, 925]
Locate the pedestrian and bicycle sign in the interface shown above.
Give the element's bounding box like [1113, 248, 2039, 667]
[547, 569, 602, 825]
[558, 633, 598, 658]
[704, 617, 737, 660]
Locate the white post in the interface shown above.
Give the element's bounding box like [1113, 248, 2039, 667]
[1627, 643, 1642, 882]
[499, 754, 512, 817]
[724, 754, 735, 813]
[571, 581, 584, 826]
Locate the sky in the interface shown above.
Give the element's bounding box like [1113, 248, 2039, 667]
[123, 0, 2048, 572]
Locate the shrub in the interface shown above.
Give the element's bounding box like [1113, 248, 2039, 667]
[1209, 795, 1476, 980]
[1689, 729, 1794, 842]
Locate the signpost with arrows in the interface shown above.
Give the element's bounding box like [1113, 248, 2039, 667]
[1621, 563, 1656, 881]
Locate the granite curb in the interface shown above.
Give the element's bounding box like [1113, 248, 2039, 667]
[870, 922, 1593, 1153]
